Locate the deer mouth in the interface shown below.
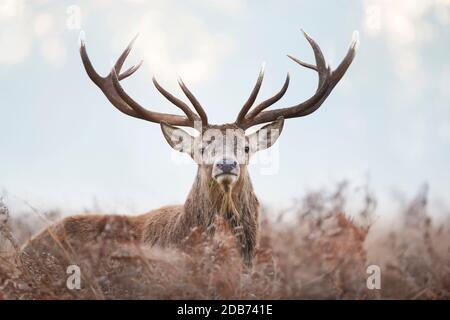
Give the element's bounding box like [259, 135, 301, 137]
[214, 173, 238, 179]
[214, 173, 238, 189]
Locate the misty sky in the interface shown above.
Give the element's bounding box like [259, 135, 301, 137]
[1, 0, 449, 217]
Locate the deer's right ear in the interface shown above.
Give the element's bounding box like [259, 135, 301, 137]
[160, 122, 195, 155]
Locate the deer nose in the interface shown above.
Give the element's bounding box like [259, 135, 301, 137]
[216, 159, 238, 174]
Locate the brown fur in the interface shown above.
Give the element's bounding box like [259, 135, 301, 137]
[138, 166, 259, 264]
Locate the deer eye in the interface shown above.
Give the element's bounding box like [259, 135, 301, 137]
[244, 146, 250, 153]
[200, 147, 205, 155]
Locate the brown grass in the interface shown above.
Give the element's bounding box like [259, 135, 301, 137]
[0, 184, 449, 300]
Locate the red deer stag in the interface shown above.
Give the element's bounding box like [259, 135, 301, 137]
[21, 30, 358, 268]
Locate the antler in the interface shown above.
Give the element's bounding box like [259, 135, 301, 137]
[235, 64, 290, 128]
[80, 34, 207, 127]
[236, 30, 358, 129]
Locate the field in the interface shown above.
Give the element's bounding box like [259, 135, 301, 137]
[0, 183, 449, 300]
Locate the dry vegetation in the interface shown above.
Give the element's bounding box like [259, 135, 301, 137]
[0, 183, 449, 300]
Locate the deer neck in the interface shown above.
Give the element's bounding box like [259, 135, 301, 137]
[183, 166, 259, 228]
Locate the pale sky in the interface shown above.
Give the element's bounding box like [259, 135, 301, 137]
[1, 0, 449, 217]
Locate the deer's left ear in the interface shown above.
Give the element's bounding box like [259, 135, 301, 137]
[160, 122, 195, 155]
[247, 117, 284, 152]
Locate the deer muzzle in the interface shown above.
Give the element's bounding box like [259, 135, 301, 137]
[213, 158, 239, 188]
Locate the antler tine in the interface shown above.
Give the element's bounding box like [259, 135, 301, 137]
[110, 69, 192, 125]
[152, 77, 199, 123]
[119, 59, 143, 81]
[243, 30, 358, 128]
[300, 29, 328, 85]
[235, 63, 265, 125]
[286, 54, 317, 71]
[332, 31, 359, 84]
[80, 37, 103, 86]
[114, 34, 140, 76]
[80, 35, 195, 127]
[243, 73, 290, 127]
[80, 36, 142, 119]
[111, 34, 143, 81]
[178, 78, 208, 125]
[110, 68, 153, 119]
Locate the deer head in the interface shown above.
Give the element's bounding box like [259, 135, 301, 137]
[80, 30, 358, 192]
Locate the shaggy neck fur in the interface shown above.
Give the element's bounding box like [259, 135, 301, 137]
[182, 166, 260, 264]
